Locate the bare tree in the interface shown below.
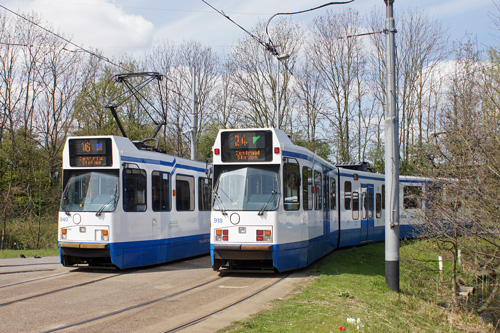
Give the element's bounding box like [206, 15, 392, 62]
[423, 38, 500, 315]
[227, 19, 302, 132]
[292, 59, 328, 154]
[211, 59, 243, 129]
[311, 9, 365, 162]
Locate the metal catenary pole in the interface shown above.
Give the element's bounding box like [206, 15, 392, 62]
[191, 67, 197, 161]
[384, 0, 400, 292]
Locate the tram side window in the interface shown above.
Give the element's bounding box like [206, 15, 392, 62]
[123, 168, 147, 212]
[198, 177, 212, 211]
[362, 192, 367, 219]
[284, 162, 300, 211]
[352, 191, 359, 220]
[152, 171, 170, 211]
[368, 192, 374, 219]
[302, 167, 312, 210]
[376, 193, 382, 218]
[382, 185, 385, 210]
[314, 170, 322, 210]
[344, 181, 352, 210]
[330, 178, 336, 210]
[404, 185, 422, 209]
[176, 174, 194, 211]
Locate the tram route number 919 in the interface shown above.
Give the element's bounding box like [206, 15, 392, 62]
[213, 218, 223, 224]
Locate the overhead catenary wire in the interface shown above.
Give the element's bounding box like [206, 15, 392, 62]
[0, 4, 192, 111]
[264, 1, 355, 60]
[201, 0, 280, 56]
[265, 1, 355, 41]
[0, 4, 126, 71]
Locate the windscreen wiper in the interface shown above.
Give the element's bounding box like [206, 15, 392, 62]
[258, 190, 278, 216]
[96, 186, 118, 216]
[61, 185, 71, 216]
[212, 189, 228, 216]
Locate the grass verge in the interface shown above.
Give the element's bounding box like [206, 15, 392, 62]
[0, 249, 59, 258]
[221, 240, 492, 332]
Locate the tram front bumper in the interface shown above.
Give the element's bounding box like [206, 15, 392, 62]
[212, 244, 272, 260]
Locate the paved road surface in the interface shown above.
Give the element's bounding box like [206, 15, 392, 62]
[0, 255, 311, 332]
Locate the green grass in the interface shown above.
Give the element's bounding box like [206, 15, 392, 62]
[0, 249, 59, 258]
[221, 241, 492, 332]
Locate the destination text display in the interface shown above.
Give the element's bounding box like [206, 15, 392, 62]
[221, 131, 273, 162]
[69, 138, 113, 167]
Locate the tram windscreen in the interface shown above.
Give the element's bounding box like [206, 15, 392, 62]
[213, 166, 279, 211]
[220, 130, 273, 162]
[69, 138, 113, 167]
[60, 171, 119, 213]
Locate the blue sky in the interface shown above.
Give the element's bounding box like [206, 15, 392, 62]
[2, 0, 498, 58]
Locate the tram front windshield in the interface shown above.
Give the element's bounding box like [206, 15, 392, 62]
[61, 171, 119, 213]
[213, 166, 279, 211]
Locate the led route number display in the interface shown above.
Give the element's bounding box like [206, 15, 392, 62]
[221, 130, 273, 162]
[69, 138, 113, 167]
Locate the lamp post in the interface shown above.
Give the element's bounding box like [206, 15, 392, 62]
[276, 54, 290, 129]
[191, 67, 197, 161]
[384, 0, 400, 293]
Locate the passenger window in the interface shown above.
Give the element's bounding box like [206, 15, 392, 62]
[404, 185, 422, 209]
[302, 167, 312, 210]
[362, 192, 367, 219]
[344, 181, 352, 210]
[352, 191, 359, 219]
[368, 192, 374, 219]
[314, 170, 322, 210]
[152, 171, 170, 211]
[284, 162, 300, 211]
[330, 178, 336, 210]
[123, 168, 147, 212]
[198, 177, 212, 211]
[176, 174, 194, 211]
[382, 185, 385, 210]
[376, 193, 382, 218]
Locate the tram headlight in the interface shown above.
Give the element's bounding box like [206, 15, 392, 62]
[61, 228, 67, 240]
[101, 230, 109, 241]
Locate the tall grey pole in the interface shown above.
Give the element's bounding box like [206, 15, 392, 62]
[191, 67, 197, 160]
[384, 0, 400, 292]
[276, 61, 280, 129]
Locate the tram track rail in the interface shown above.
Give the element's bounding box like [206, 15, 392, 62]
[165, 272, 290, 332]
[0, 271, 71, 289]
[0, 255, 300, 333]
[40, 275, 226, 333]
[0, 270, 127, 307]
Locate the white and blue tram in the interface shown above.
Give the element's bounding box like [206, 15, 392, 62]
[58, 136, 212, 269]
[210, 128, 426, 272]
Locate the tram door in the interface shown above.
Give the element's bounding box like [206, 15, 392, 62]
[323, 174, 330, 252]
[361, 184, 374, 241]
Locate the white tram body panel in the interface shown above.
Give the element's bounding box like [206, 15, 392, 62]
[58, 136, 211, 269]
[210, 128, 340, 271]
[399, 175, 429, 234]
[210, 128, 428, 272]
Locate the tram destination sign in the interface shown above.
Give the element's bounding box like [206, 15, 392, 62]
[69, 138, 113, 167]
[221, 130, 273, 162]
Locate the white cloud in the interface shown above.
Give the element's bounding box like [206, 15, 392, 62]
[4, 0, 154, 57]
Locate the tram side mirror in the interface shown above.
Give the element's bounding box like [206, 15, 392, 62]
[53, 171, 60, 184]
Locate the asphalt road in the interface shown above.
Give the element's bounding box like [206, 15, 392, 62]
[0, 256, 310, 332]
